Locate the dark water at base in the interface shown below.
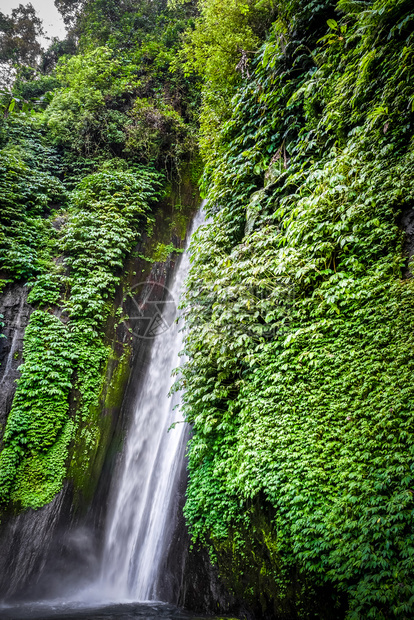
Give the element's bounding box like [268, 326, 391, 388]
[0, 602, 228, 620]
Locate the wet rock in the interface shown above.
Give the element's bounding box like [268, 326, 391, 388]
[400, 205, 414, 277]
[0, 285, 32, 436]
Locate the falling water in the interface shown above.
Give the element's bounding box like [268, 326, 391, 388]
[99, 207, 206, 602]
[0, 205, 226, 619]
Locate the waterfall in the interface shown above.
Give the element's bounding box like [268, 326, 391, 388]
[0, 208, 208, 616]
[97, 207, 206, 602]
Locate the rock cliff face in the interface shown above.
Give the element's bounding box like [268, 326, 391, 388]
[159, 459, 244, 617]
[0, 483, 73, 600]
[0, 286, 31, 436]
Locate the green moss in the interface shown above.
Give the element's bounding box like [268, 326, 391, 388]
[11, 419, 74, 510]
[144, 161, 201, 258]
[68, 347, 132, 507]
[171, 203, 194, 241]
[103, 349, 131, 411]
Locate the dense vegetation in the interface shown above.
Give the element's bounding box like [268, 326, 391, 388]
[1, 0, 414, 617]
[0, 0, 198, 509]
[176, 0, 414, 617]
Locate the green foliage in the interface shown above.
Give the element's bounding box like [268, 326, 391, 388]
[45, 47, 131, 156]
[0, 116, 67, 287]
[0, 311, 74, 506]
[125, 97, 195, 168]
[12, 72, 61, 105]
[152, 242, 183, 262]
[11, 418, 75, 509]
[0, 166, 163, 508]
[178, 0, 414, 616]
[45, 35, 198, 169]
[0, 0, 200, 510]
[0, 0, 198, 515]
[181, 0, 275, 85]
[63, 169, 161, 326]
[178, 0, 276, 158]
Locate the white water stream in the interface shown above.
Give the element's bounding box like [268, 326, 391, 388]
[97, 207, 206, 602]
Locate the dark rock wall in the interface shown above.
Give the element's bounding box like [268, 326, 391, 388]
[0, 285, 31, 436]
[0, 484, 74, 601]
[158, 451, 243, 617]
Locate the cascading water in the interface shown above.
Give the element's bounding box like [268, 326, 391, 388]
[0, 208, 211, 620]
[97, 207, 206, 602]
